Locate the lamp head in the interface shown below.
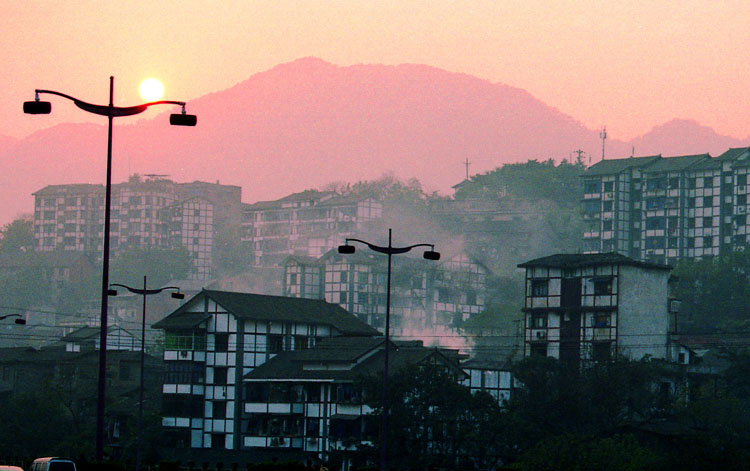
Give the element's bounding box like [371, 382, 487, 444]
[107, 289, 118, 296]
[338, 244, 356, 254]
[24, 101, 51, 114]
[14, 318, 26, 325]
[170, 113, 197, 126]
[423, 250, 441, 261]
[171, 292, 185, 300]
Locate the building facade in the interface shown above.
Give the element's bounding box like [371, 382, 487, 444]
[242, 191, 382, 267]
[152, 289, 379, 451]
[282, 250, 490, 337]
[32, 176, 242, 280]
[518, 253, 674, 365]
[582, 147, 750, 264]
[242, 336, 467, 468]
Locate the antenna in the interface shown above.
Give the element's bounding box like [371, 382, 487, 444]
[463, 158, 471, 181]
[573, 148, 586, 165]
[599, 126, 607, 160]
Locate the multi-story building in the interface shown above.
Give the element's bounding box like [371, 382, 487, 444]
[242, 336, 467, 468]
[582, 147, 750, 264]
[518, 253, 674, 365]
[282, 250, 490, 337]
[242, 191, 382, 267]
[152, 289, 379, 451]
[32, 176, 242, 280]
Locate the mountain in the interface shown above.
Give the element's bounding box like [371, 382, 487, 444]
[0, 58, 746, 225]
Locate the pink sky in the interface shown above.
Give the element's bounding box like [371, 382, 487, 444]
[4, 0, 749, 141]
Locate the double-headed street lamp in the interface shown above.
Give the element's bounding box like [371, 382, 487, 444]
[338, 229, 439, 471]
[108, 276, 184, 471]
[24, 77, 196, 460]
[0, 314, 26, 325]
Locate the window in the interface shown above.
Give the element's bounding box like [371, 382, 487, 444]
[602, 201, 613, 212]
[603, 181, 614, 192]
[738, 174, 747, 186]
[703, 237, 712, 248]
[703, 177, 713, 188]
[668, 177, 680, 189]
[214, 333, 229, 352]
[214, 367, 228, 385]
[584, 201, 600, 214]
[702, 217, 712, 228]
[213, 402, 227, 419]
[531, 279, 548, 297]
[703, 196, 712, 207]
[645, 198, 665, 210]
[736, 215, 747, 226]
[584, 181, 600, 194]
[739, 194, 747, 206]
[646, 217, 665, 230]
[593, 313, 609, 327]
[602, 220, 613, 231]
[688, 218, 695, 229]
[530, 313, 547, 328]
[593, 277, 613, 295]
[687, 238, 695, 248]
[294, 335, 308, 350]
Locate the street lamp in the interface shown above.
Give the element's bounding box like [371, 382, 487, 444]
[24, 77, 196, 460]
[338, 229, 439, 471]
[108, 276, 184, 471]
[0, 314, 26, 325]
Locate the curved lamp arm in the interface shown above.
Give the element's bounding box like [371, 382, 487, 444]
[33, 89, 188, 117]
[109, 283, 183, 296]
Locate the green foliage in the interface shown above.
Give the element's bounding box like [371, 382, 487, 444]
[671, 251, 750, 332]
[516, 433, 664, 471]
[358, 364, 504, 470]
[0, 217, 34, 253]
[454, 158, 585, 205]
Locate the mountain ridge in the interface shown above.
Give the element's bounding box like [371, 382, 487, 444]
[0, 57, 746, 225]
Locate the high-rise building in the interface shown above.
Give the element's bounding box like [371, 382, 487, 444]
[582, 147, 750, 264]
[32, 176, 241, 280]
[242, 191, 382, 267]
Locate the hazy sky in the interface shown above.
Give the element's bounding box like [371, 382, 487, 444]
[4, 0, 749, 141]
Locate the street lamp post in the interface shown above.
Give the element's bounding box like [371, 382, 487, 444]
[0, 314, 26, 325]
[108, 276, 184, 471]
[338, 229, 439, 471]
[24, 77, 196, 460]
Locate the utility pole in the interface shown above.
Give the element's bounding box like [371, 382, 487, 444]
[464, 158, 471, 181]
[599, 126, 607, 161]
[573, 148, 586, 165]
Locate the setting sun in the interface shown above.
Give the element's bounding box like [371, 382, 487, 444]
[139, 78, 164, 101]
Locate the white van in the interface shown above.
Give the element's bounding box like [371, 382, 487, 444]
[29, 458, 76, 471]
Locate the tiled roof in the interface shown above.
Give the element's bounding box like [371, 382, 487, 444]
[243, 338, 465, 382]
[643, 154, 711, 173]
[518, 252, 671, 270]
[33, 184, 104, 196]
[584, 155, 661, 176]
[153, 289, 380, 336]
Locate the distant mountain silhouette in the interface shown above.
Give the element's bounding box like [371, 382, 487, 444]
[0, 57, 746, 224]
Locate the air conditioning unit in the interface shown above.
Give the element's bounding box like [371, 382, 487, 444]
[179, 350, 189, 358]
[533, 330, 547, 340]
[739, 185, 746, 192]
[739, 207, 747, 214]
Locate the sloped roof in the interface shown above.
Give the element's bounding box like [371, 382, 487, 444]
[584, 155, 661, 176]
[518, 252, 671, 271]
[717, 147, 750, 161]
[33, 184, 103, 196]
[153, 289, 379, 336]
[62, 325, 136, 342]
[643, 154, 711, 173]
[243, 338, 466, 382]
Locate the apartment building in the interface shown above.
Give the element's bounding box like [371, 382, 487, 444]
[32, 176, 242, 280]
[242, 336, 466, 467]
[518, 253, 674, 365]
[242, 191, 382, 267]
[152, 289, 379, 451]
[282, 250, 490, 337]
[582, 147, 750, 264]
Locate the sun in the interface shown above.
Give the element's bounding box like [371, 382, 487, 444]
[139, 78, 164, 101]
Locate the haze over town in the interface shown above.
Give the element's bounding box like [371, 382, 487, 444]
[2, 2, 750, 470]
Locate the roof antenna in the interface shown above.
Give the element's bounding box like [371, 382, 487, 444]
[599, 126, 607, 160]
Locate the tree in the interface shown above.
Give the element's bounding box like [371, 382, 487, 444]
[671, 251, 750, 332]
[358, 363, 504, 470]
[0, 216, 34, 253]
